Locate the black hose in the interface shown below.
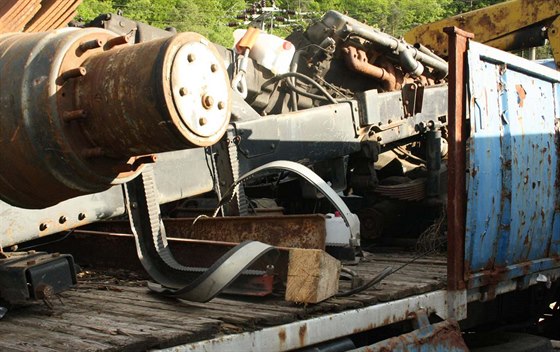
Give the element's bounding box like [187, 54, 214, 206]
[335, 266, 393, 297]
[335, 250, 434, 297]
[260, 72, 338, 104]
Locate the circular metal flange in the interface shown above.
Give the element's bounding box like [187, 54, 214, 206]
[170, 39, 230, 139]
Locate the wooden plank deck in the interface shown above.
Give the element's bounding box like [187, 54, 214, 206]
[0, 251, 446, 351]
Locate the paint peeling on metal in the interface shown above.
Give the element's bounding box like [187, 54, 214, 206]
[358, 319, 468, 352]
[465, 41, 560, 289]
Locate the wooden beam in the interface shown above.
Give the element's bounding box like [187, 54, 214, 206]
[285, 249, 341, 304]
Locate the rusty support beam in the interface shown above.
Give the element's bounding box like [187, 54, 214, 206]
[444, 27, 474, 291]
[86, 215, 327, 250]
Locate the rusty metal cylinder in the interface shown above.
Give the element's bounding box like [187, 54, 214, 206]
[0, 28, 231, 209]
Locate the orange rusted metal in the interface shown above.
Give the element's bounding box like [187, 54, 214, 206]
[0, 0, 82, 34]
[445, 27, 474, 291]
[342, 46, 398, 91]
[86, 215, 328, 250]
[0, 30, 230, 208]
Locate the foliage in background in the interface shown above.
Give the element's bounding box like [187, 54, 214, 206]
[77, 0, 506, 47]
[76, 0, 246, 45]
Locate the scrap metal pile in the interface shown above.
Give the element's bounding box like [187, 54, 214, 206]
[0, 10, 449, 305]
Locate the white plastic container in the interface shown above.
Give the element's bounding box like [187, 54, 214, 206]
[233, 29, 295, 75]
[325, 212, 352, 246]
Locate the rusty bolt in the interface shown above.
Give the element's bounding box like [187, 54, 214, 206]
[34, 284, 54, 299]
[217, 101, 225, 110]
[199, 117, 208, 126]
[27, 260, 37, 266]
[377, 136, 383, 142]
[179, 87, 188, 96]
[210, 64, 218, 72]
[62, 109, 88, 122]
[39, 223, 48, 231]
[187, 53, 196, 62]
[60, 67, 87, 82]
[59, 216, 67, 224]
[78, 213, 86, 221]
[202, 95, 214, 109]
[79, 39, 105, 52]
[266, 264, 275, 275]
[107, 34, 131, 48]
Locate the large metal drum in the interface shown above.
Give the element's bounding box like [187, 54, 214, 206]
[0, 28, 231, 208]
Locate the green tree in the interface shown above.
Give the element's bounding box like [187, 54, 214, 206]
[76, 0, 508, 44]
[76, 0, 115, 21]
[76, 0, 245, 46]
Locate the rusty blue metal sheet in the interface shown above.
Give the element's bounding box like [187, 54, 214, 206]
[465, 41, 560, 289]
[356, 312, 468, 351]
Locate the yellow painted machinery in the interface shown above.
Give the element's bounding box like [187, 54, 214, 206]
[405, 0, 560, 69]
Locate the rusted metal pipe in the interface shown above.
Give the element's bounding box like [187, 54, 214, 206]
[342, 46, 397, 91]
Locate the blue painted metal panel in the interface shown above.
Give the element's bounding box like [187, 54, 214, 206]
[465, 42, 560, 289]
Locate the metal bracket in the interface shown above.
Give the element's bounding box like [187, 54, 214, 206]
[0, 251, 76, 305]
[446, 289, 467, 320]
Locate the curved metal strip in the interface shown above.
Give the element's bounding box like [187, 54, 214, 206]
[218, 160, 361, 247]
[124, 165, 277, 302]
[148, 241, 275, 302]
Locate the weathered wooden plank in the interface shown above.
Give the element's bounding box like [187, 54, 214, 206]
[0, 249, 448, 350]
[285, 249, 341, 304]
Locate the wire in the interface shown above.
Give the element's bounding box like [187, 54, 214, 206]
[335, 249, 433, 297]
[16, 229, 76, 251]
[335, 266, 393, 297]
[287, 83, 334, 102]
[260, 72, 338, 104]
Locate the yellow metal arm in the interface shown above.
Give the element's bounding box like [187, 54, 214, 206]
[404, 0, 560, 67]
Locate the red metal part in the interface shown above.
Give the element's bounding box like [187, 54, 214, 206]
[444, 27, 474, 291]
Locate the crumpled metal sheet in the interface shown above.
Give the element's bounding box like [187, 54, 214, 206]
[0, 0, 82, 33]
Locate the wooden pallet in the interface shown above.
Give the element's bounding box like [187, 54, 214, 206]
[0, 251, 447, 351]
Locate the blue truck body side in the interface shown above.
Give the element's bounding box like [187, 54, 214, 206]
[464, 42, 560, 290]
